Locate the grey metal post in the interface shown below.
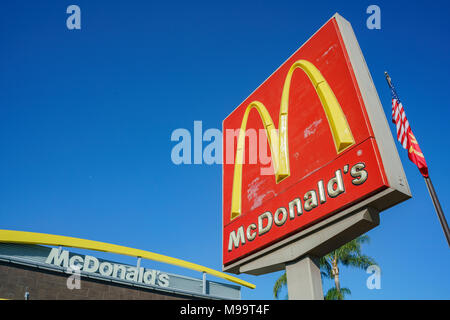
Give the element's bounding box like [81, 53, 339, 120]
[202, 272, 207, 295]
[136, 257, 141, 282]
[285, 255, 323, 300]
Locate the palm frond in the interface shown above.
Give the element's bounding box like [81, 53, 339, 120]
[324, 287, 351, 300]
[273, 272, 287, 299]
[340, 254, 376, 269]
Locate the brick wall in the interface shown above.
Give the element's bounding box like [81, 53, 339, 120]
[0, 261, 195, 300]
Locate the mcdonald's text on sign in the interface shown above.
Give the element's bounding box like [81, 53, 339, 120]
[227, 162, 369, 252]
[222, 14, 411, 267]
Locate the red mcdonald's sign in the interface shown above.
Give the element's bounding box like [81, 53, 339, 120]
[222, 14, 410, 269]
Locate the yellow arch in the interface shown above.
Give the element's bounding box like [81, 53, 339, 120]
[0, 229, 255, 289]
[231, 60, 354, 220]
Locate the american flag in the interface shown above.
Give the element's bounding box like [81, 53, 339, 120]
[389, 76, 429, 178]
[387, 73, 450, 246]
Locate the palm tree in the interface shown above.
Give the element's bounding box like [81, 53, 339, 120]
[324, 287, 351, 300]
[273, 235, 376, 300]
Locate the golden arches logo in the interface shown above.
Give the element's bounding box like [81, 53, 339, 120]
[230, 60, 355, 220]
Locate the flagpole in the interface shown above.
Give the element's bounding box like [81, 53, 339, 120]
[424, 176, 450, 247]
[385, 71, 450, 247]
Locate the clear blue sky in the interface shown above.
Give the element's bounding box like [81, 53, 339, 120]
[1, 0, 449, 299]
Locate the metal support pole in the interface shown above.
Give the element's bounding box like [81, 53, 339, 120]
[202, 272, 207, 295]
[424, 177, 450, 247]
[285, 255, 323, 300]
[136, 257, 141, 282]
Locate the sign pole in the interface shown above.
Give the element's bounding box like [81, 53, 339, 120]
[285, 255, 323, 300]
[424, 176, 450, 247]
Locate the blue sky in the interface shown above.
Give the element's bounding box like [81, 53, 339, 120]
[1, 0, 449, 299]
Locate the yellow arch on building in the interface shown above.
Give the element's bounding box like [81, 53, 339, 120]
[0, 229, 255, 289]
[231, 59, 355, 220]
